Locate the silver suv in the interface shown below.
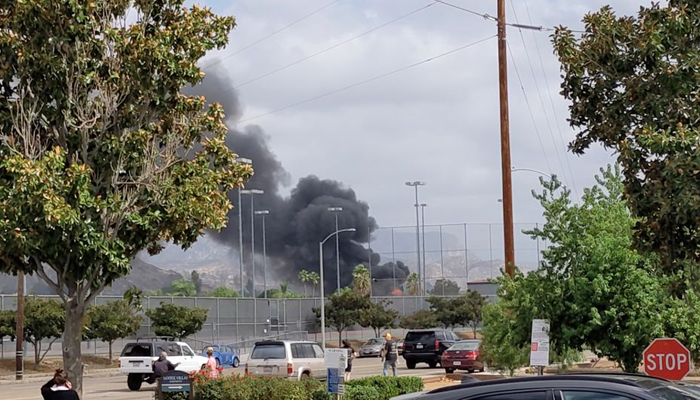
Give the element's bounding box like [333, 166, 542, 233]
[246, 340, 326, 380]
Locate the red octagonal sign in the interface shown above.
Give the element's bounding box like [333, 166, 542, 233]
[643, 338, 691, 381]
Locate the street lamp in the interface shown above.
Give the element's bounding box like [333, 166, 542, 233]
[235, 158, 253, 295]
[327, 207, 343, 291]
[419, 203, 427, 292]
[319, 228, 356, 350]
[405, 181, 426, 297]
[241, 189, 264, 297]
[511, 167, 553, 179]
[255, 210, 270, 298]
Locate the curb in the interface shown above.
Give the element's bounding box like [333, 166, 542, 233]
[0, 369, 121, 385]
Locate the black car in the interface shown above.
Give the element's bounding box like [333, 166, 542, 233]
[390, 373, 700, 400]
[402, 329, 458, 369]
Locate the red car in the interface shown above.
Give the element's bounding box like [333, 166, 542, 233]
[441, 340, 485, 374]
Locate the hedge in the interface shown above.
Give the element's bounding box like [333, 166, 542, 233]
[157, 374, 423, 400]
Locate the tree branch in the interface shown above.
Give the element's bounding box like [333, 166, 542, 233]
[34, 260, 66, 302]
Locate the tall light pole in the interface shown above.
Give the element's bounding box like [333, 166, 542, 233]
[235, 158, 253, 295]
[241, 189, 264, 297]
[319, 228, 356, 350]
[327, 207, 343, 291]
[255, 210, 270, 298]
[405, 181, 426, 296]
[419, 203, 427, 294]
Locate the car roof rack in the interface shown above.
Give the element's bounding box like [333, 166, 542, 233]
[135, 336, 176, 342]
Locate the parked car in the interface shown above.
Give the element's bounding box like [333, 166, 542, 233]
[359, 338, 384, 358]
[441, 340, 484, 374]
[397, 339, 404, 355]
[402, 329, 458, 369]
[200, 344, 240, 368]
[246, 340, 326, 381]
[389, 373, 700, 400]
[119, 337, 208, 391]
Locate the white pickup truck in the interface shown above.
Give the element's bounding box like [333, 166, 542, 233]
[118, 338, 208, 391]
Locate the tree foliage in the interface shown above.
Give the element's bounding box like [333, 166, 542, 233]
[25, 297, 66, 367]
[352, 264, 371, 296]
[87, 296, 144, 362]
[399, 309, 439, 330]
[262, 282, 305, 299]
[404, 273, 419, 296]
[552, 1, 700, 292]
[166, 278, 197, 297]
[209, 286, 239, 298]
[146, 303, 208, 340]
[0, 0, 249, 392]
[191, 271, 203, 296]
[429, 279, 460, 296]
[358, 300, 398, 338]
[0, 310, 15, 340]
[313, 288, 371, 345]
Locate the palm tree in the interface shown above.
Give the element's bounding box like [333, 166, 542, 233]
[405, 273, 419, 296]
[298, 270, 310, 297]
[308, 271, 320, 297]
[352, 264, 371, 296]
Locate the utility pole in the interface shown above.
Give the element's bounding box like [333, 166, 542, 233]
[15, 271, 24, 381]
[497, 0, 515, 277]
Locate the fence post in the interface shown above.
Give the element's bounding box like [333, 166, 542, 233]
[391, 227, 396, 290]
[489, 224, 494, 279]
[463, 223, 469, 291]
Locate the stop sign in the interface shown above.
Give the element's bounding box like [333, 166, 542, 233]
[643, 338, 692, 381]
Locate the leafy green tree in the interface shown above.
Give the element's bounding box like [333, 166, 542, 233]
[0, 310, 15, 340]
[404, 273, 419, 296]
[480, 293, 530, 377]
[167, 279, 197, 297]
[463, 290, 486, 338]
[352, 264, 371, 296]
[191, 271, 203, 296]
[313, 288, 371, 345]
[262, 282, 305, 299]
[298, 270, 311, 297]
[0, 1, 248, 393]
[399, 309, 439, 330]
[209, 287, 239, 298]
[552, 1, 700, 293]
[25, 297, 65, 367]
[429, 279, 460, 296]
[358, 300, 399, 338]
[146, 303, 208, 340]
[425, 296, 457, 329]
[87, 299, 144, 362]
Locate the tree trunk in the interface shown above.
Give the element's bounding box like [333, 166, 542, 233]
[34, 340, 40, 367]
[63, 297, 85, 397]
[109, 341, 113, 364]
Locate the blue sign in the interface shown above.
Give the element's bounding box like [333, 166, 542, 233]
[327, 368, 340, 393]
[159, 371, 194, 399]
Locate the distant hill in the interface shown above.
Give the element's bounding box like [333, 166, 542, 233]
[0, 257, 182, 295]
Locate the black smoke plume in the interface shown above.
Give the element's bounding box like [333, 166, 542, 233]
[183, 67, 409, 295]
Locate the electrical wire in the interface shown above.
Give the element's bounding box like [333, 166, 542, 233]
[234, 2, 438, 90]
[506, 42, 554, 177]
[203, 0, 344, 69]
[238, 35, 497, 124]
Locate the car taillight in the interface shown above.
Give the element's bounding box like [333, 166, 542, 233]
[287, 363, 293, 375]
[435, 340, 440, 349]
[402, 342, 405, 349]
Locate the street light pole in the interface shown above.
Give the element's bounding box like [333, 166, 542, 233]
[319, 228, 356, 350]
[327, 207, 343, 291]
[405, 182, 426, 297]
[420, 203, 427, 294]
[255, 210, 270, 298]
[235, 158, 252, 295]
[241, 189, 264, 297]
[512, 167, 553, 179]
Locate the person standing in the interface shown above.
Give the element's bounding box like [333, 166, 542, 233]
[40, 369, 80, 400]
[149, 351, 180, 384]
[205, 347, 219, 378]
[381, 332, 398, 376]
[341, 340, 358, 381]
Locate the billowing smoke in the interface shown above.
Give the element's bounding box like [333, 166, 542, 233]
[183, 67, 409, 295]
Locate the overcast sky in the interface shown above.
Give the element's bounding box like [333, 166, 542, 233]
[160, 0, 645, 265]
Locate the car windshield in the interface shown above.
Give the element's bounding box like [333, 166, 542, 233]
[450, 341, 480, 350]
[405, 332, 434, 342]
[366, 339, 382, 345]
[250, 344, 286, 360]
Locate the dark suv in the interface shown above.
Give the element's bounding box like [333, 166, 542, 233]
[402, 329, 458, 369]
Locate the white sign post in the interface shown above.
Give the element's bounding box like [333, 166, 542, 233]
[530, 319, 550, 373]
[325, 348, 347, 395]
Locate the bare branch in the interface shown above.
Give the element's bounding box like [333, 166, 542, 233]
[33, 259, 66, 302]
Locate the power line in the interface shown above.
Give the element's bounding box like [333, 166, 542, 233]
[508, 0, 572, 191]
[238, 35, 497, 124]
[202, 0, 344, 69]
[234, 2, 438, 90]
[506, 42, 554, 177]
[524, 0, 580, 197]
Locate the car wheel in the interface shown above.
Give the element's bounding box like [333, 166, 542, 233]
[479, 366, 485, 372]
[406, 361, 416, 370]
[127, 374, 143, 391]
[445, 368, 454, 374]
[301, 372, 312, 380]
[467, 369, 474, 374]
[428, 361, 437, 369]
[232, 357, 240, 368]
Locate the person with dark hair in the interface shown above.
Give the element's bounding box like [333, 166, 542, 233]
[40, 369, 80, 400]
[341, 340, 357, 381]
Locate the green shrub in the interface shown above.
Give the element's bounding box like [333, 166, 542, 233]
[345, 385, 381, 400]
[156, 375, 321, 400]
[346, 376, 424, 400]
